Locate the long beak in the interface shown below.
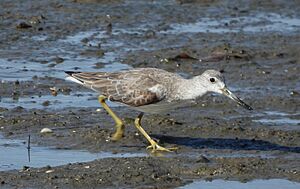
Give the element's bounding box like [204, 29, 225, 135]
[221, 87, 253, 110]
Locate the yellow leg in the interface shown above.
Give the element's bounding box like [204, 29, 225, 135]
[134, 113, 178, 153]
[98, 95, 124, 141]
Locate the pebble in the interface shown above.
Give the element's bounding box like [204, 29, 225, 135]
[22, 166, 30, 171]
[53, 56, 64, 64]
[196, 155, 210, 163]
[16, 22, 32, 29]
[42, 100, 50, 106]
[45, 169, 54, 174]
[40, 128, 53, 134]
[290, 91, 299, 96]
[50, 87, 58, 96]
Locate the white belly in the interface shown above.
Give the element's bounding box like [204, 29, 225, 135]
[130, 100, 196, 114]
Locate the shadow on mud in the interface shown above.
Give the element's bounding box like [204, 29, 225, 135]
[153, 135, 300, 153]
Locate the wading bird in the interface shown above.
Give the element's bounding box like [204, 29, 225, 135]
[66, 68, 252, 153]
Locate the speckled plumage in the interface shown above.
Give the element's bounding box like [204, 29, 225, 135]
[65, 67, 252, 152]
[65, 68, 251, 113]
[66, 68, 186, 107]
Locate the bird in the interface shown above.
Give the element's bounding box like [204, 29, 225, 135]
[65, 68, 252, 153]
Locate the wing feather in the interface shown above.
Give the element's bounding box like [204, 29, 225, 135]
[67, 70, 166, 107]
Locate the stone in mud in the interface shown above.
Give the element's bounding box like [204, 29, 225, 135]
[52, 56, 64, 64]
[16, 22, 32, 29]
[42, 101, 51, 106]
[40, 128, 53, 134]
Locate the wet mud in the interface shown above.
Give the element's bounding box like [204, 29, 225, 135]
[0, 0, 299, 188]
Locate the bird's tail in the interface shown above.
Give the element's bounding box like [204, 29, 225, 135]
[65, 71, 84, 85]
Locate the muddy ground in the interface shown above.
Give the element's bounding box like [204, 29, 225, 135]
[0, 0, 299, 188]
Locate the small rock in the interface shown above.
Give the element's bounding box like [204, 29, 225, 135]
[23, 166, 30, 171]
[145, 30, 156, 38]
[196, 155, 210, 163]
[12, 106, 24, 112]
[93, 62, 105, 69]
[42, 100, 50, 106]
[53, 56, 64, 64]
[61, 87, 71, 94]
[290, 91, 299, 97]
[14, 80, 20, 85]
[40, 128, 53, 134]
[50, 87, 58, 96]
[80, 49, 105, 57]
[16, 22, 32, 29]
[81, 38, 89, 44]
[45, 169, 54, 174]
[47, 63, 56, 68]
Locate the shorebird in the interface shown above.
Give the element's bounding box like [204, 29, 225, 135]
[65, 68, 252, 153]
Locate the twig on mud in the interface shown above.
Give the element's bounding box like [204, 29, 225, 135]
[27, 135, 31, 162]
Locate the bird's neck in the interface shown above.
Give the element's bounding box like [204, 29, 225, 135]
[175, 76, 208, 100]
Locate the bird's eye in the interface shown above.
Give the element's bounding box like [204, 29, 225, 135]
[210, 77, 216, 83]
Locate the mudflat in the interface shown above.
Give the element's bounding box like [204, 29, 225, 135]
[0, 0, 299, 188]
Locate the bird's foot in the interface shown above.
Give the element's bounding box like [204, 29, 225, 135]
[146, 141, 178, 153]
[111, 124, 124, 141]
[111, 132, 123, 141]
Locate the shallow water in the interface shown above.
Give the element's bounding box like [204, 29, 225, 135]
[253, 111, 300, 126]
[179, 179, 300, 189]
[0, 135, 146, 171]
[2, 12, 299, 82]
[0, 56, 130, 82]
[164, 13, 300, 34]
[0, 135, 281, 172]
[0, 92, 119, 109]
[254, 118, 300, 125]
[0, 25, 132, 82]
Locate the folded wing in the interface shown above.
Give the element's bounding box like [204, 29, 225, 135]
[66, 70, 166, 107]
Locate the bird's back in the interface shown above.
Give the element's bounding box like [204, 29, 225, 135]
[66, 68, 183, 108]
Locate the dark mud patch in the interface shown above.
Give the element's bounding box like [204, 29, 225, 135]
[0, 107, 299, 152]
[0, 107, 299, 188]
[0, 156, 299, 188]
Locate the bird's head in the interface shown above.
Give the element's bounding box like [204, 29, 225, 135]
[198, 70, 253, 110]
